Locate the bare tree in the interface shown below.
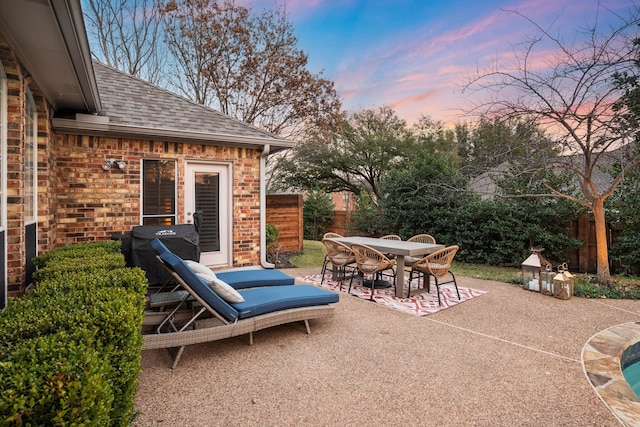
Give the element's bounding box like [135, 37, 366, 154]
[161, 0, 342, 141]
[83, 0, 166, 85]
[464, 4, 640, 285]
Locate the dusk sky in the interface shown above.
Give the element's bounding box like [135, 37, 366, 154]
[244, 0, 635, 126]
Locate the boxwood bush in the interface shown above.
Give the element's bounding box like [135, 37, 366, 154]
[0, 328, 113, 425]
[0, 241, 148, 426]
[32, 240, 122, 269]
[31, 252, 126, 283]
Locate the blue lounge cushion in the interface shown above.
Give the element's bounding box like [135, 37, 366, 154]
[151, 238, 338, 324]
[216, 269, 295, 289]
[233, 285, 339, 319]
[151, 239, 240, 322]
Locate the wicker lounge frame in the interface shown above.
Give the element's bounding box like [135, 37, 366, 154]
[143, 240, 337, 368]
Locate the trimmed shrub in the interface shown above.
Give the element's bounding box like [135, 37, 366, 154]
[0, 241, 147, 426]
[0, 287, 145, 425]
[32, 241, 122, 269]
[31, 252, 126, 283]
[35, 267, 148, 295]
[0, 329, 113, 425]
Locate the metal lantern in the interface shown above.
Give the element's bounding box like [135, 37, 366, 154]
[553, 263, 574, 300]
[521, 248, 552, 292]
[540, 268, 555, 296]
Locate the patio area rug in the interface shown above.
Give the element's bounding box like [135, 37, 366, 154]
[297, 273, 487, 316]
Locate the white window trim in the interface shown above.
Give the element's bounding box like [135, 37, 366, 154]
[25, 88, 37, 226]
[0, 64, 6, 233]
[0, 63, 7, 307]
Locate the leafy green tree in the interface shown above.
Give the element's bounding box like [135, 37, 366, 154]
[275, 106, 416, 200]
[378, 150, 463, 238]
[412, 114, 460, 162]
[303, 188, 335, 240]
[460, 117, 559, 177]
[347, 192, 384, 236]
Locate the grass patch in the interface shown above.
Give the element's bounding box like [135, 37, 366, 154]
[288, 240, 326, 268]
[451, 261, 520, 283]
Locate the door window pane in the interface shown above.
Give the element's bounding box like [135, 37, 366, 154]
[195, 172, 220, 252]
[142, 159, 176, 225]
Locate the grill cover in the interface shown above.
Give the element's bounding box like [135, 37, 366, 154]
[130, 224, 200, 285]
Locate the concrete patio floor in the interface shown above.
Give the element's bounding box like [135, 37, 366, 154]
[133, 268, 640, 426]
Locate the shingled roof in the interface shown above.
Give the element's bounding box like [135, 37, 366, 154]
[53, 62, 295, 150]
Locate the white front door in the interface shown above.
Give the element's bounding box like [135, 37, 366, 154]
[185, 162, 232, 267]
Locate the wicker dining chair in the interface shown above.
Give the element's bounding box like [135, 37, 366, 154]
[381, 234, 401, 241]
[349, 243, 395, 300]
[320, 232, 344, 279]
[321, 238, 357, 290]
[380, 234, 401, 262]
[409, 245, 460, 304]
[407, 234, 436, 244]
[405, 234, 437, 280]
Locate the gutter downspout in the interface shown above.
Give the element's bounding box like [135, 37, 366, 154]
[260, 144, 275, 268]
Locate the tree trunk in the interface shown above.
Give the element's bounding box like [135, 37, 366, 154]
[592, 198, 612, 286]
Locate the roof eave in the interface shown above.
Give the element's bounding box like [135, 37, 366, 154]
[51, 118, 296, 151]
[0, 0, 101, 113]
[51, 0, 102, 112]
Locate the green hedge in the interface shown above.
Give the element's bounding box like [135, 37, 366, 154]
[31, 252, 126, 283]
[0, 329, 113, 425]
[0, 241, 148, 426]
[32, 241, 122, 269]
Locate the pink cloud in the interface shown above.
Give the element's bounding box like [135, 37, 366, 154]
[390, 90, 439, 109]
[270, 0, 632, 126]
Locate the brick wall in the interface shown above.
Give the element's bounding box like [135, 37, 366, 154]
[54, 135, 263, 268]
[3, 43, 23, 297]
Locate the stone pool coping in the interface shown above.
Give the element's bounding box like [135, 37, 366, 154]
[582, 321, 640, 426]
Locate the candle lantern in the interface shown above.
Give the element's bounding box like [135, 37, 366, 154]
[553, 263, 574, 300]
[521, 248, 552, 292]
[540, 268, 555, 296]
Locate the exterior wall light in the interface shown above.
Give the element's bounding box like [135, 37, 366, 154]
[102, 159, 126, 171]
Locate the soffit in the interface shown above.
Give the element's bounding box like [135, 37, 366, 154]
[0, 0, 100, 112]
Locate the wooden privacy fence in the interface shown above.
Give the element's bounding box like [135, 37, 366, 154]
[567, 214, 621, 274]
[266, 194, 303, 252]
[326, 211, 350, 236]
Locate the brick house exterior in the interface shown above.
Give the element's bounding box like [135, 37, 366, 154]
[0, 1, 294, 307]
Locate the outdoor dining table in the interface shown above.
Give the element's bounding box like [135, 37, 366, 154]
[335, 236, 445, 298]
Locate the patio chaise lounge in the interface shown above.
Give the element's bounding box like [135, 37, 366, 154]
[146, 260, 294, 309]
[142, 239, 339, 368]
